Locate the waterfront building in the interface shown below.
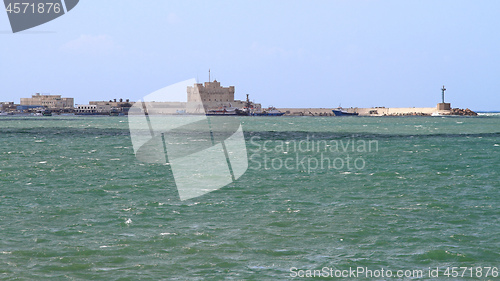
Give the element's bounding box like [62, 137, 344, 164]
[20, 93, 74, 109]
[75, 104, 111, 114]
[89, 99, 132, 114]
[1, 102, 16, 112]
[89, 99, 131, 108]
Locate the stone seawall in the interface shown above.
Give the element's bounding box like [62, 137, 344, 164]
[346, 107, 440, 116]
[277, 107, 450, 116]
[277, 108, 336, 116]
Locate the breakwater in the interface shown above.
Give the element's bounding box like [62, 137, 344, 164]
[277, 106, 477, 116]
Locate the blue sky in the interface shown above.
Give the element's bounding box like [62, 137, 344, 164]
[1, 0, 499, 110]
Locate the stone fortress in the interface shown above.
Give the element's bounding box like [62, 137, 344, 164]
[187, 80, 260, 111]
[187, 80, 234, 104]
[137, 79, 261, 115]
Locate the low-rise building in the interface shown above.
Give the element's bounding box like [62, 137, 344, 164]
[89, 99, 132, 114]
[1, 102, 16, 112]
[75, 104, 112, 114]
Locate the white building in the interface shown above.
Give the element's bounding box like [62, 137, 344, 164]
[76, 104, 111, 114]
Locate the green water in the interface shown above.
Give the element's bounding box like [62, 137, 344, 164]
[0, 115, 499, 280]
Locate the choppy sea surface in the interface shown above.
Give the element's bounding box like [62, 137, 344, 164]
[0, 114, 499, 280]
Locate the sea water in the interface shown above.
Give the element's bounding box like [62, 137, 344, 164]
[0, 115, 499, 280]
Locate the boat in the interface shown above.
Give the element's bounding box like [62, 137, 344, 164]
[431, 112, 463, 118]
[42, 109, 52, 116]
[251, 107, 285, 116]
[332, 108, 358, 116]
[206, 106, 246, 116]
[109, 108, 121, 116]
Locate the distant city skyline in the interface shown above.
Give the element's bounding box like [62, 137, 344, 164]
[1, 0, 500, 111]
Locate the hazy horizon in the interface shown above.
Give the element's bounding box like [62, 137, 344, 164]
[2, 0, 500, 111]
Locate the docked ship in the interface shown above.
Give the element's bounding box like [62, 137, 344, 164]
[332, 108, 358, 116]
[206, 106, 246, 116]
[109, 108, 121, 116]
[251, 107, 285, 116]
